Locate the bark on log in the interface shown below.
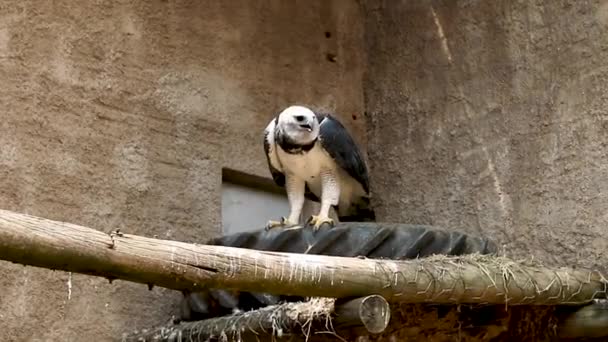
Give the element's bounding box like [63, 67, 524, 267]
[0, 209, 606, 305]
[122, 295, 390, 342]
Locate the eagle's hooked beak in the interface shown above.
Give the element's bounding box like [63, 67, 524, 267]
[300, 124, 312, 132]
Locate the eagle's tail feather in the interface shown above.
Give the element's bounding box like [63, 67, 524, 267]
[338, 210, 375, 223]
[337, 196, 376, 222]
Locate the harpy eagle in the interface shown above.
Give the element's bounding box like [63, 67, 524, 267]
[263, 105, 375, 229]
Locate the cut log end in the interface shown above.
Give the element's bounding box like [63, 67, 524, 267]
[361, 295, 392, 333]
[335, 295, 391, 334]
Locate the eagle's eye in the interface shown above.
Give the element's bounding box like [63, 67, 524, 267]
[294, 115, 305, 122]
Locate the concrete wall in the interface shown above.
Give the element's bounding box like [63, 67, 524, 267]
[363, 0, 608, 272]
[0, 1, 364, 340]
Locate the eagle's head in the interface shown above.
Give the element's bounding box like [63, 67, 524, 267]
[276, 106, 320, 145]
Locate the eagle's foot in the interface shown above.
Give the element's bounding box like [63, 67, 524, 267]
[265, 217, 299, 230]
[307, 215, 335, 230]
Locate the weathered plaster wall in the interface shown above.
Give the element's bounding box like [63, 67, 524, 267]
[363, 0, 608, 272]
[9, 0, 605, 340]
[0, 1, 364, 340]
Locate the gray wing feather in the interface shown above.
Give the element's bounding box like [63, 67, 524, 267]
[316, 113, 370, 194]
[263, 129, 285, 187]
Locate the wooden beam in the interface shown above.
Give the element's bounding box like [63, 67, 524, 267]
[122, 295, 390, 341]
[0, 209, 606, 305]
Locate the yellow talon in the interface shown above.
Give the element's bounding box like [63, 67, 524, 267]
[307, 215, 335, 230]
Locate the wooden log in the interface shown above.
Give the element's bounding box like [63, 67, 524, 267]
[124, 300, 608, 341]
[0, 209, 606, 305]
[122, 295, 390, 342]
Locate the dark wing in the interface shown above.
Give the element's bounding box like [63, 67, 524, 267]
[263, 128, 285, 187]
[316, 113, 370, 193]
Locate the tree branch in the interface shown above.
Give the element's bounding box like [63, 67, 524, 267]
[0, 209, 606, 305]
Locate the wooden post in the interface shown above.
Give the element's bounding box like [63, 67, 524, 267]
[0, 209, 606, 305]
[122, 295, 391, 341]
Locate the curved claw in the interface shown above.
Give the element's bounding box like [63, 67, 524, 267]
[307, 215, 335, 230]
[265, 217, 299, 230]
